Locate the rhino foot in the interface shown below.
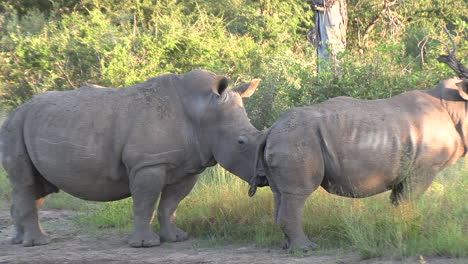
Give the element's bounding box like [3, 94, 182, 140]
[129, 231, 161, 248]
[159, 227, 189, 243]
[11, 232, 24, 244]
[22, 233, 51, 247]
[281, 238, 318, 253]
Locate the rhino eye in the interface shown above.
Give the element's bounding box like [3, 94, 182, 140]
[237, 136, 247, 145]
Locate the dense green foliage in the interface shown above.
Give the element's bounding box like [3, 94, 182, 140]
[1, 0, 466, 128]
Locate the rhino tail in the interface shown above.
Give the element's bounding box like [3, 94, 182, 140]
[248, 130, 270, 197]
[0, 110, 17, 167]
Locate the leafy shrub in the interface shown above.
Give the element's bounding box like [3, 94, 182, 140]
[0, 1, 312, 111]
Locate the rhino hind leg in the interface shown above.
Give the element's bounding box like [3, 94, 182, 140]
[129, 166, 166, 248]
[390, 170, 437, 206]
[277, 193, 318, 252]
[5, 155, 51, 246]
[10, 197, 48, 246]
[157, 174, 199, 243]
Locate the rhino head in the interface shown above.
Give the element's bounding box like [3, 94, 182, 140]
[179, 70, 263, 182]
[434, 78, 468, 155]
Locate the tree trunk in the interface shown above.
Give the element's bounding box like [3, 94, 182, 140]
[308, 0, 348, 73]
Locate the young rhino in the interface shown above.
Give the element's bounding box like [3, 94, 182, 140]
[250, 78, 468, 252]
[0, 70, 262, 247]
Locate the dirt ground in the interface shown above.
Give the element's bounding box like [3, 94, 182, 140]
[0, 209, 465, 264]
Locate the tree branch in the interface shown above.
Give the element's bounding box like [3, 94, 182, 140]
[437, 26, 468, 79]
[55, 61, 77, 89]
[360, 1, 398, 48]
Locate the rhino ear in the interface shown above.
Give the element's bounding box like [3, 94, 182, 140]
[232, 79, 261, 98]
[212, 76, 229, 96]
[456, 80, 468, 100]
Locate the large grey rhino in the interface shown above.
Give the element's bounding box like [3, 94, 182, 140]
[249, 78, 468, 252]
[0, 69, 262, 247]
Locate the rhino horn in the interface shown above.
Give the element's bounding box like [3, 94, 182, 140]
[232, 79, 261, 98]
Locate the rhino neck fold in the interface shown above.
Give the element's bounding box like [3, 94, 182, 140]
[166, 74, 217, 168]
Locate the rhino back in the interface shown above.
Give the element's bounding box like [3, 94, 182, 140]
[266, 90, 463, 197]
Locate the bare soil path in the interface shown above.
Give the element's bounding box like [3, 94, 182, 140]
[0, 209, 464, 264]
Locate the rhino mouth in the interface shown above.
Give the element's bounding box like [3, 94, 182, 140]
[248, 169, 269, 197]
[255, 172, 269, 187]
[254, 166, 269, 187]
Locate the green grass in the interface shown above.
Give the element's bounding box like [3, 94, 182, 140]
[0, 170, 10, 208]
[0, 110, 9, 208]
[42, 192, 92, 211]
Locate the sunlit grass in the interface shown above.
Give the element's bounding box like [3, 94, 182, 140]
[0, 170, 10, 208]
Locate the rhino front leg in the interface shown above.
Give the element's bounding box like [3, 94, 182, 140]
[129, 166, 166, 248]
[157, 174, 199, 243]
[277, 193, 318, 252]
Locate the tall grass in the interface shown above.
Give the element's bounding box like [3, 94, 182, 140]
[75, 163, 467, 259]
[0, 110, 9, 207]
[0, 170, 10, 208]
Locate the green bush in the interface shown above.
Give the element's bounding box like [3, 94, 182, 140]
[0, 0, 312, 111]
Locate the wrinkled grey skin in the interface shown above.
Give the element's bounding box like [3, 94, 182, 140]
[252, 78, 468, 252]
[0, 69, 262, 247]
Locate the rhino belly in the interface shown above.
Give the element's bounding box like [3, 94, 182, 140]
[321, 172, 393, 198]
[319, 125, 404, 197]
[26, 134, 130, 201]
[321, 157, 397, 198]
